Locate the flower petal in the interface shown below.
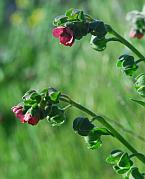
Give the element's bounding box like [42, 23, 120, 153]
[52, 27, 65, 38]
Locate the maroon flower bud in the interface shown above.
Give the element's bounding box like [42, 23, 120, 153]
[129, 29, 144, 39]
[11, 105, 25, 123]
[24, 113, 39, 125]
[52, 26, 74, 46]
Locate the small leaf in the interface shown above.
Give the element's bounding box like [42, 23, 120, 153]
[106, 150, 123, 165]
[116, 60, 123, 67]
[22, 90, 37, 100]
[24, 99, 37, 106]
[113, 165, 129, 174]
[93, 127, 113, 136]
[118, 153, 133, 169]
[85, 136, 102, 150]
[131, 167, 144, 179]
[48, 87, 61, 102]
[65, 8, 74, 17]
[78, 11, 85, 21]
[53, 15, 68, 26]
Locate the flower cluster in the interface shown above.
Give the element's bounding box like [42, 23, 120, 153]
[126, 6, 145, 39]
[106, 150, 144, 178]
[52, 8, 107, 48]
[12, 88, 66, 126]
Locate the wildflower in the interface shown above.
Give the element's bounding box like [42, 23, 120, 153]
[11, 105, 25, 123]
[24, 113, 39, 125]
[129, 29, 144, 39]
[52, 26, 74, 46]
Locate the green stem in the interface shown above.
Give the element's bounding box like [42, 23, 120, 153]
[60, 95, 145, 165]
[136, 59, 145, 64]
[108, 26, 145, 60]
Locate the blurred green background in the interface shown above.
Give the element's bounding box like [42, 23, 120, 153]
[0, 0, 145, 178]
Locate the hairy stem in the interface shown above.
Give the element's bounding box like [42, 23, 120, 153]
[108, 26, 145, 60]
[60, 95, 145, 164]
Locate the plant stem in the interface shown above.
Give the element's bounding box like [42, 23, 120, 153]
[108, 26, 145, 60]
[60, 95, 145, 164]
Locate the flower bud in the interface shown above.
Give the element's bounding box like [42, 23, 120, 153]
[89, 20, 107, 38]
[66, 21, 89, 40]
[52, 26, 74, 46]
[24, 113, 39, 125]
[11, 105, 25, 123]
[73, 117, 94, 136]
[90, 35, 106, 51]
[117, 54, 138, 76]
[129, 29, 144, 39]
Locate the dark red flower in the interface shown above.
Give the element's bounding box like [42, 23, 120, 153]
[52, 26, 74, 46]
[24, 113, 39, 125]
[11, 105, 25, 123]
[12, 106, 39, 125]
[129, 30, 144, 39]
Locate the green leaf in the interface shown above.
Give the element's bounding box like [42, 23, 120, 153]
[137, 86, 145, 97]
[48, 87, 61, 102]
[113, 165, 129, 174]
[78, 11, 85, 21]
[131, 98, 145, 107]
[65, 8, 74, 17]
[53, 15, 68, 26]
[85, 137, 102, 150]
[93, 127, 112, 136]
[116, 60, 123, 67]
[22, 90, 37, 100]
[131, 167, 144, 179]
[47, 105, 66, 126]
[24, 99, 37, 106]
[47, 113, 66, 126]
[118, 153, 133, 169]
[135, 73, 145, 88]
[106, 150, 123, 165]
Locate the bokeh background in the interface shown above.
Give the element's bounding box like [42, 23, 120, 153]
[0, 0, 145, 178]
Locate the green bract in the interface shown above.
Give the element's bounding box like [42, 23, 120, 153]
[117, 54, 138, 76]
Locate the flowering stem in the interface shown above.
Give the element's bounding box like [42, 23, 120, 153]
[107, 26, 145, 60]
[60, 95, 145, 164]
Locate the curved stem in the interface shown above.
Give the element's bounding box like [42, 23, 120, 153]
[60, 96, 145, 164]
[108, 26, 145, 60]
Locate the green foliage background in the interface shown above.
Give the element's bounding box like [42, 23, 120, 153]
[0, 0, 145, 178]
